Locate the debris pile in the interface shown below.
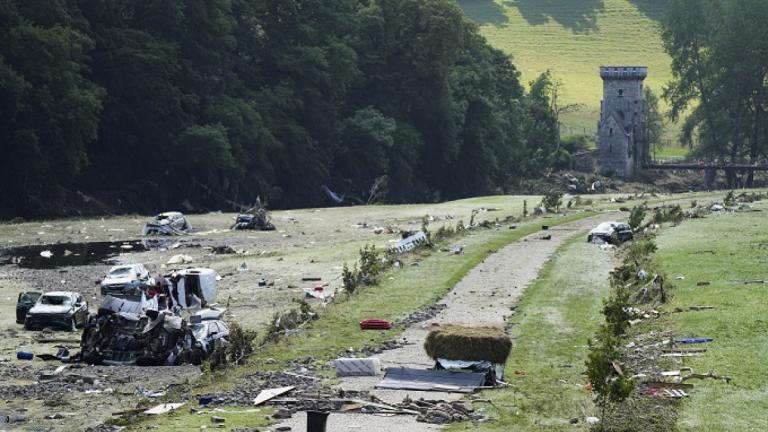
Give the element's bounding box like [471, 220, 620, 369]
[394, 303, 447, 327]
[232, 202, 276, 231]
[207, 369, 487, 424]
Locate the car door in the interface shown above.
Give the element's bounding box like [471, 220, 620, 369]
[16, 292, 42, 324]
[75, 295, 87, 324]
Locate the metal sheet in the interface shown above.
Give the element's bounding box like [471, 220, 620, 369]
[376, 367, 485, 393]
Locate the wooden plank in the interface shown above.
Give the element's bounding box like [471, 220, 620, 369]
[143, 403, 185, 415]
[253, 386, 295, 406]
[646, 382, 694, 390]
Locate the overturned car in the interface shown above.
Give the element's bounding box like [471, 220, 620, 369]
[587, 221, 634, 244]
[143, 212, 192, 236]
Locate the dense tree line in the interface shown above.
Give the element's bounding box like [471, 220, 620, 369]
[0, 0, 567, 217]
[662, 0, 768, 185]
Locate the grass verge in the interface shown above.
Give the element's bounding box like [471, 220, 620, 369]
[653, 203, 768, 431]
[449, 237, 615, 431]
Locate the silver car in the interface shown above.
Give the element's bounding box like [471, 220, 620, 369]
[24, 291, 89, 331]
[100, 263, 150, 296]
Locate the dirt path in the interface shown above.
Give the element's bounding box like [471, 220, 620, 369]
[277, 212, 622, 431]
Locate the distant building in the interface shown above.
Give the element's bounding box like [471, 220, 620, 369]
[596, 66, 649, 178]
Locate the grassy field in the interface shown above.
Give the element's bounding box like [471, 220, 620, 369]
[653, 203, 768, 431]
[449, 238, 614, 431]
[458, 0, 673, 138]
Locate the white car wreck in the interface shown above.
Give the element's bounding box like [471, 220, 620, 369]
[167, 268, 218, 310]
[143, 212, 192, 235]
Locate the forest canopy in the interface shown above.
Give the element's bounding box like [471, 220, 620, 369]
[0, 0, 567, 216]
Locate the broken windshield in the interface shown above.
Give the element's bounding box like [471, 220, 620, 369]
[109, 267, 134, 277]
[40, 295, 71, 306]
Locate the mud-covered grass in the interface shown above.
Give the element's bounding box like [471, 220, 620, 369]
[653, 201, 768, 432]
[448, 238, 615, 431]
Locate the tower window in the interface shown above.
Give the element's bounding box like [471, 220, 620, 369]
[618, 89, 624, 96]
[610, 128, 613, 136]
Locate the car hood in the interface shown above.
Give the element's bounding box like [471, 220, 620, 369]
[28, 304, 73, 315]
[102, 276, 136, 285]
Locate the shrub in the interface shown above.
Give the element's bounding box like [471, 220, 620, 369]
[542, 190, 563, 212]
[227, 322, 258, 365]
[342, 262, 359, 294]
[358, 244, 382, 285]
[628, 206, 646, 230]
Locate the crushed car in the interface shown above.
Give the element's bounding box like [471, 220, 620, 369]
[231, 201, 275, 231]
[143, 211, 192, 235]
[16, 291, 41, 324]
[587, 221, 634, 244]
[80, 295, 229, 366]
[24, 291, 89, 331]
[100, 263, 150, 296]
[181, 309, 230, 365]
[80, 294, 182, 366]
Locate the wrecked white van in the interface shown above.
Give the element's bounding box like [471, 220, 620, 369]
[169, 268, 218, 310]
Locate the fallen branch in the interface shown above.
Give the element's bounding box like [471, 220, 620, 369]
[681, 372, 732, 384]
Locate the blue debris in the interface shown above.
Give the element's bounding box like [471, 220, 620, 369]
[674, 337, 713, 344]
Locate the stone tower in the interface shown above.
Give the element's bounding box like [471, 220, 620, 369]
[597, 66, 649, 178]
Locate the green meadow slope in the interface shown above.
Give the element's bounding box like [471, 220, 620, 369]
[458, 0, 671, 137]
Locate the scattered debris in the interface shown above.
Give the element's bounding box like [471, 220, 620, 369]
[674, 337, 713, 345]
[212, 245, 237, 254]
[334, 358, 381, 377]
[143, 402, 186, 415]
[390, 231, 429, 254]
[359, 319, 392, 330]
[16, 351, 34, 360]
[167, 254, 193, 265]
[254, 386, 295, 406]
[376, 368, 485, 393]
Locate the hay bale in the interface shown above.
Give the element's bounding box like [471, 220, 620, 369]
[424, 325, 512, 364]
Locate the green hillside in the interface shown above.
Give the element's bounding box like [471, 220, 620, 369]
[458, 0, 672, 137]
